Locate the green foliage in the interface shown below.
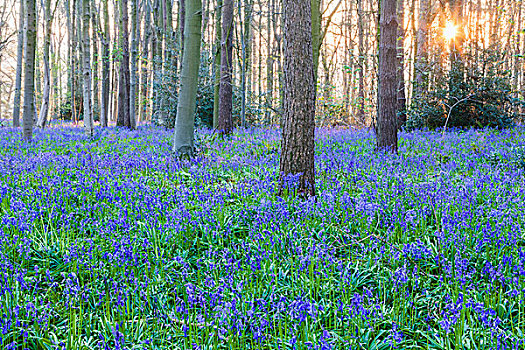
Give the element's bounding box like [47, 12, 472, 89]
[407, 50, 522, 130]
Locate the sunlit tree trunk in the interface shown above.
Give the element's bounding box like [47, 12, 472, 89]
[23, 0, 37, 140]
[415, 0, 429, 93]
[173, 0, 202, 156]
[218, 0, 233, 134]
[376, 0, 399, 153]
[91, 3, 99, 123]
[279, 0, 316, 197]
[12, 0, 25, 127]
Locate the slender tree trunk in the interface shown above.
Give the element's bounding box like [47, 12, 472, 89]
[218, 0, 233, 134]
[82, 0, 93, 136]
[357, 0, 366, 126]
[100, 0, 110, 127]
[239, 0, 252, 127]
[23, 0, 37, 140]
[279, 0, 316, 197]
[396, 0, 406, 127]
[376, 0, 399, 152]
[213, 0, 222, 128]
[152, 0, 163, 123]
[415, 0, 429, 93]
[173, 0, 202, 155]
[141, 0, 153, 122]
[130, 0, 139, 129]
[37, 0, 53, 128]
[311, 0, 321, 78]
[265, 0, 274, 124]
[13, 0, 25, 127]
[91, 3, 99, 123]
[117, 0, 131, 128]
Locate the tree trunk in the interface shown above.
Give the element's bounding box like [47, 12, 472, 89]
[91, 3, 99, 123]
[279, 0, 316, 197]
[23, 0, 37, 140]
[173, 0, 202, 156]
[357, 0, 366, 126]
[213, 0, 222, 128]
[100, 0, 110, 127]
[396, 0, 406, 127]
[141, 0, 153, 122]
[376, 0, 399, 153]
[265, 0, 274, 124]
[415, 0, 429, 93]
[218, 0, 233, 134]
[13, 0, 25, 127]
[117, 0, 131, 128]
[130, 0, 139, 129]
[82, 0, 93, 136]
[239, 0, 252, 128]
[311, 0, 321, 79]
[37, 0, 53, 129]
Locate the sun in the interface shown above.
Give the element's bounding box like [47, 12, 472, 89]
[443, 21, 458, 42]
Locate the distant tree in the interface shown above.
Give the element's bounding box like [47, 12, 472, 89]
[12, 0, 24, 128]
[218, 0, 233, 134]
[376, 0, 398, 152]
[23, 0, 37, 140]
[279, 0, 316, 197]
[173, 0, 202, 156]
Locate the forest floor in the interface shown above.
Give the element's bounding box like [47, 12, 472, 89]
[1, 126, 525, 349]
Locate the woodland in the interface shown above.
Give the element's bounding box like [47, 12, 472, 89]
[0, 0, 525, 348]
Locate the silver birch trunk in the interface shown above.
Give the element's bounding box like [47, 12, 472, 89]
[130, 0, 139, 129]
[37, 0, 53, 128]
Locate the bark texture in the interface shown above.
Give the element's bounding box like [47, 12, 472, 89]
[38, 0, 53, 129]
[101, 0, 110, 127]
[23, 0, 37, 141]
[173, 0, 202, 156]
[117, 0, 132, 128]
[82, 0, 94, 136]
[12, 0, 24, 127]
[217, 0, 233, 134]
[376, 0, 399, 153]
[279, 0, 316, 197]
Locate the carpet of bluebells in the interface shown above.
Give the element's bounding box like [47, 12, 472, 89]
[1, 126, 525, 350]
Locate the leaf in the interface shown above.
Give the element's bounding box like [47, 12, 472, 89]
[0, 194, 10, 214]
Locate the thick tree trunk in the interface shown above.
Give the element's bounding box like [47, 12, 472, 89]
[212, 0, 222, 128]
[37, 0, 53, 129]
[173, 0, 202, 156]
[12, 0, 25, 127]
[82, 0, 93, 136]
[117, 0, 131, 128]
[218, 0, 233, 134]
[279, 0, 316, 198]
[23, 0, 37, 140]
[100, 0, 110, 127]
[376, 0, 399, 153]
